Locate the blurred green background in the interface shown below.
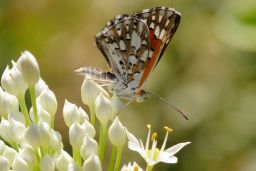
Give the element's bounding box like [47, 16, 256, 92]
[1, 0, 256, 170]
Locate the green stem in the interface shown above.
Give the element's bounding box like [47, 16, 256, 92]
[73, 147, 82, 166]
[98, 123, 107, 164]
[146, 165, 154, 171]
[18, 95, 30, 126]
[114, 146, 123, 171]
[90, 104, 96, 126]
[108, 146, 117, 171]
[29, 86, 38, 124]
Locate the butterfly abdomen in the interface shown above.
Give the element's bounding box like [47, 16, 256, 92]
[75, 67, 116, 83]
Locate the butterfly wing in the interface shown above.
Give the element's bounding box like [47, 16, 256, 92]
[132, 7, 181, 89]
[95, 17, 151, 89]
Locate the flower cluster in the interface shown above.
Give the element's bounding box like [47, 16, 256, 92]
[0, 51, 190, 171]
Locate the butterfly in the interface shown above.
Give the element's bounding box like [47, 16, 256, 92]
[76, 7, 187, 118]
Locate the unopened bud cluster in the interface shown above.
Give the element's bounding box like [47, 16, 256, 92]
[0, 51, 190, 171]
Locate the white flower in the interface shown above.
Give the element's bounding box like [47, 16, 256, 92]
[48, 130, 63, 154]
[0, 118, 26, 146]
[30, 104, 51, 125]
[126, 125, 191, 166]
[68, 162, 83, 171]
[95, 93, 112, 126]
[69, 122, 86, 149]
[81, 120, 96, 138]
[0, 87, 19, 118]
[1, 63, 28, 97]
[10, 111, 26, 126]
[40, 155, 55, 171]
[35, 78, 47, 97]
[3, 145, 18, 166]
[12, 156, 30, 171]
[63, 100, 88, 127]
[80, 136, 98, 160]
[0, 156, 10, 171]
[18, 145, 37, 169]
[56, 150, 73, 171]
[16, 51, 40, 87]
[111, 94, 123, 117]
[83, 153, 102, 171]
[108, 117, 126, 147]
[81, 79, 109, 107]
[37, 87, 57, 116]
[0, 140, 5, 155]
[24, 123, 41, 149]
[121, 162, 143, 171]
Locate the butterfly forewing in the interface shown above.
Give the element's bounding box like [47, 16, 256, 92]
[96, 18, 151, 89]
[95, 7, 180, 93]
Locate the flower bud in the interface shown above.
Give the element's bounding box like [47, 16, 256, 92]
[56, 150, 73, 171]
[38, 120, 51, 146]
[111, 94, 122, 117]
[0, 87, 19, 118]
[10, 111, 26, 126]
[81, 79, 109, 107]
[37, 87, 57, 116]
[48, 131, 63, 154]
[35, 78, 47, 97]
[80, 136, 98, 160]
[69, 122, 86, 149]
[121, 162, 143, 171]
[19, 145, 37, 169]
[30, 104, 51, 125]
[3, 145, 18, 166]
[1, 64, 28, 97]
[40, 155, 55, 171]
[68, 162, 83, 171]
[81, 120, 96, 138]
[95, 93, 112, 126]
[63, 100, 80, 127]
[16, 51, 40, 87]
[0, 118, 26, 145]
[108, 117, 126, 147]
[78, 107, 89, 122]
[12, 156, 30, 171]
[83, 154, 102, 171]
[24, 123, 41, 149]
[0, 140, 5, 155]
[0, 156, 10, 171]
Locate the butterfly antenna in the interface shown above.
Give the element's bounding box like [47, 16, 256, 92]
[147, 92, 188, 120]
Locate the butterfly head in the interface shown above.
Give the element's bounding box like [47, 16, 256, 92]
[135, 90, 149, 103]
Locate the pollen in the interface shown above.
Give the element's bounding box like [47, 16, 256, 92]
[151, 132, 157, 141]
[164, 126, 173, 133]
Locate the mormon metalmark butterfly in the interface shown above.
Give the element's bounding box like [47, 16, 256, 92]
[77, 7, 187, 119]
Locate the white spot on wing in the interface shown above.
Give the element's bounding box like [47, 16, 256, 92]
[129, 55, 138, 65]
[149, 22, 155, 29]
[158, 16, 163, 23]
[141, 50, 148, 62]
[119, 40, 125, 51]
[154, 25, 160, 38]
[165, 19, 170, 27]
[131, 31, 141, 51]
[159, 29, 166, 40]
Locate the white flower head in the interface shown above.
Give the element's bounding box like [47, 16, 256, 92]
[108, 117, 126, 147]
[69, 122, 86, 149]
[126, 125, 191, 166]
[95, 93, 112, 126]
[16, 51, 40, 87]
[1, 63, 28, 97]
[121, 162, 143, 171]
[83, 153, 102, 171]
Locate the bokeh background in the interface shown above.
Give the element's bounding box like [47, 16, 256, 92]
[1, 0, 256, 170]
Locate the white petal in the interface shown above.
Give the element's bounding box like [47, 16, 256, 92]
[125, 128, 140, 146]
[158, 153, 178, 163]
[165, 142, 191, 156]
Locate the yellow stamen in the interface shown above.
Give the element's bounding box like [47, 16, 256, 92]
[134, 164, 138, 171]
[151, 132, 157, 141]
[147, 124, 151, 129]
[164, 126, 173, 133]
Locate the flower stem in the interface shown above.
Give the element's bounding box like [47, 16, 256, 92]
[18, 95, 30, 126]
[114, 146, 122, 171]
[146, 165, 154, 171]
[29, 86, 38, 124]
[108, 146, 117, 171]
[73, 147, 82, 166]
[98, 123, 107, 164]
[90, 104, 96, 126]
[50, 115, 55, 128]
